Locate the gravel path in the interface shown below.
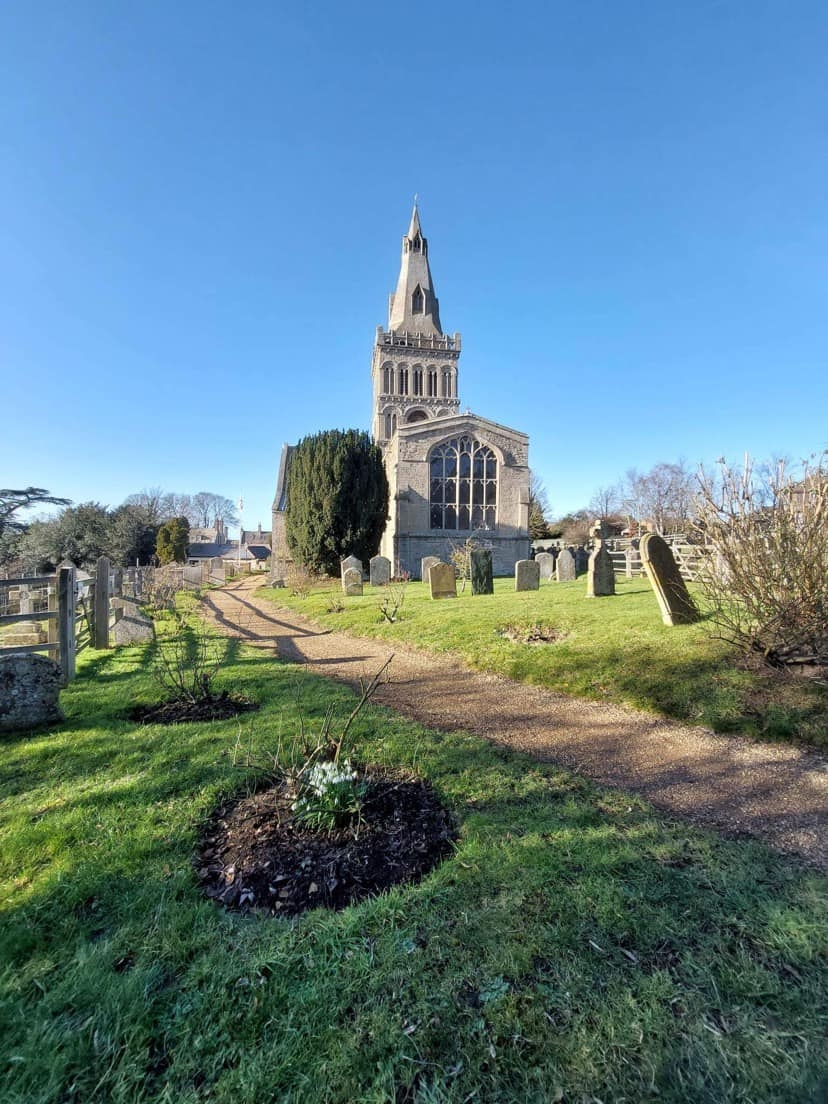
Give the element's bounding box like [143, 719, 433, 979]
[203, 576, 827, 870]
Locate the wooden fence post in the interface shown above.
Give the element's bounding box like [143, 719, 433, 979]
[58, 565, 76, 683]
[94, 555, 111, 649]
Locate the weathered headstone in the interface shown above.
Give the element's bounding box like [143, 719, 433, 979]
[640, 533, 700, 625]
[429, 561, 457, 599]
[111, 597, 155, 645]
[556, 548, 576, 581]
[421, 556, 441, 583]
[574, 546, 589, 576]
[586, 536, 616, 597]
[369, 555, 391, 587]
[341, 567, 363, 596]
[536, 551, 556, 581]
[340, 555, 363, 581]
[470, 548, 493, 595]
[0, 653, 64, 732]
[625, 546, 641, 577]
[515, 559, 540, 591]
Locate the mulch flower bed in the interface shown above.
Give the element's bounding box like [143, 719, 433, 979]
[196, 769, 456, 916]
[130, 692, 259, 725]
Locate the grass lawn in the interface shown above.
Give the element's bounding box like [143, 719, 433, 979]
[1, 637, 826, 1103]
[260, 577, 828, 749]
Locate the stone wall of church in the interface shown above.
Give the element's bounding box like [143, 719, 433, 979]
[381, 414, 530, 578]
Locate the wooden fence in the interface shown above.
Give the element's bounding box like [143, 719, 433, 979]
[0, 558, 168, 682]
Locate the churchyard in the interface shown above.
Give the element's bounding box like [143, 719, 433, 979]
[266, 573, 827, 749]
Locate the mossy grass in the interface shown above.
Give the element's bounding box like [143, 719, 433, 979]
[1, 640, 826, 1102]
[261, 577, 828, 748]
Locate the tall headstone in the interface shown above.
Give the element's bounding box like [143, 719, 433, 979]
[369, 555, 391, 587]
[640, 533, 700, 625]
[556, 548, 576, 581]
[536, 552, 556, 581]
[574, 546, 589, 576]
[515, 559, 540, 591]
[586, 524, 615, 598]
[341, 567, 363, 596]
[340, 555, 363, 581]
[429, 561, 457, 599]
[421, 556, 441, 583]
[470, 548, 493, 595]
[625, 546, 641, 578]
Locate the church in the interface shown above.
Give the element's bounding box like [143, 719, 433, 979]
[273, 206, 531, 578]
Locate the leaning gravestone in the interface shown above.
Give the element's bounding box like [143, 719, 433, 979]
[556, 547, 576, 581]
[0, 653, 64, 732]
[421, 556, 441, 583]
[586, 525, 616, 598]
[574, 546, 589, 576]
[536, 551, 556, 581]
[369, 555, 391, 587]
[515, 559, 540, 591]
[111, 596, 155, 645]
[429, 561, 457, 599]
[640, 533, 700, 626]
[470, 548, 494, 595]
[340, 555, 363, 581]
[341, 567, 363, 597]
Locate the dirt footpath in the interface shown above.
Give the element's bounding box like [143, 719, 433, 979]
[203, 576, 827, 871]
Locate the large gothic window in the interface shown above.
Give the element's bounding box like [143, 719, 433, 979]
[430, 437, 497, 530]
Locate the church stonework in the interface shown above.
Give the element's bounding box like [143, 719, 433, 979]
[375, 207, 530, 578]
[273, 206, 531, 581]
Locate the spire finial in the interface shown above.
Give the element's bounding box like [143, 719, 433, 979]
[413, 192, 418, 206]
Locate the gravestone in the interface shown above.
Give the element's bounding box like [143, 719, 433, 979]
[536, 551, 556, 581]
[470, 548, 493, 595]
[369, 555, 391, 587]
[640, 533, 700, 625]
[515, 559, 540, 591]
[429, 561, 457, 599]
[421, 556, 441, 582]
[0, 653, 64, 732]
[340, 555, 363, 581]
[586, 529, 616, 598]
[625, 547, 641, 577]
[556, 548, 576, 581]
[574, 546, 589, 576]
[111, 597, 155, 645]
[341, 567, 363, 596]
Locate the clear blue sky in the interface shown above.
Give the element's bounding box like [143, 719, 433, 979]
[2, 1, 826, 535]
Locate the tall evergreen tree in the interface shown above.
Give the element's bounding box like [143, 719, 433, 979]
[156, 517, 190, 564]
[285, 429, 389, 575]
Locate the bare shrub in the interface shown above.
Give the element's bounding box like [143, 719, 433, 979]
[285, 562, 317, 598]
[378, 577, 408, 623]
[447, 536, 481, 592]
[151, 607, 228, 703]
[694, 453, 828, 670]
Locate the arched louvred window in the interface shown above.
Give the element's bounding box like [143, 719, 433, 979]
[412, 367, 424, 396]
[398, 366, 409, 395]
[441, 370, 452, 398]
[427, 368, 438, 397]
[382, 363, 393, 393]
[412, 233, 422, 253]
[429, 437, 497, 531]
[383, 409, 394, 438]
[411, 285, 425, 314]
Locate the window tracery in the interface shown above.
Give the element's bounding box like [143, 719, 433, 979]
[429, 437, 497, 530]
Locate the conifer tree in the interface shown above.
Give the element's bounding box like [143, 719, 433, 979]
[285, 429, 389, 575]
[156, 517, 190, 564]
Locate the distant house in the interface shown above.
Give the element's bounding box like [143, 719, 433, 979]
[187, 520, 271, 572]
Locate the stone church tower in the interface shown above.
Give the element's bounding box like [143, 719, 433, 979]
[272, 204, 531, 581]
[375, 206, 531, 577]
[371, 206, 461, 446]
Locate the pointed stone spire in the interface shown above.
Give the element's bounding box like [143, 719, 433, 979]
[388, 204, 442, 335]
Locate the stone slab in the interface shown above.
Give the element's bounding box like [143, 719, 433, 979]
[340, 555, 363, 580]
[369, 555, 391, 587]
[536, 552, 556, 580]
[0, 653, 64, 732]
[556, 548, 576, 581]
[640, 533, 700, 625]
[111, 597, 155, 645]
[429, 561, 457, 599]
[586, 544, 616, 597]
[421, 556, 441, 583]
[470, 548, 493, 595]
[341, 567, 363, 596]
[515, 559, 540, 591]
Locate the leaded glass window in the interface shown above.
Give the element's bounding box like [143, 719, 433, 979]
[429, 437, 497, 530]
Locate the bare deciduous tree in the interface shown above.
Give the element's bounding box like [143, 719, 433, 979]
[694, 453, 828, 670]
